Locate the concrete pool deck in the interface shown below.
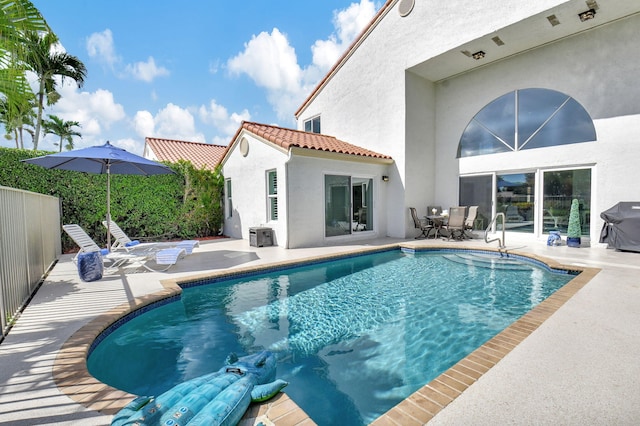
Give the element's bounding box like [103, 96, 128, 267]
[0, 235, 639, 425]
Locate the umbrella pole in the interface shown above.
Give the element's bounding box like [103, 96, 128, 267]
[107, 164, 111, 252]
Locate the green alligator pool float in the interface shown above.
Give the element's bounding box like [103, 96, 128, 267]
[111, 351, 287, 426]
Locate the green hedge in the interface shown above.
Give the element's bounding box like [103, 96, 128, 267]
[0, 147, 224, 252]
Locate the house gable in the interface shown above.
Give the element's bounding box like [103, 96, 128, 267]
[221, 121, 392, 167]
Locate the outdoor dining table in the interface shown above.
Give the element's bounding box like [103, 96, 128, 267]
[426, 215, 447, 239]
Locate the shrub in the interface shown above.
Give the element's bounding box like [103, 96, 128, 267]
[567, 198, 582, 238]
[0, 147, 224, 252]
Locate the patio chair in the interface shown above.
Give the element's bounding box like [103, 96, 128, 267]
[63, 224, 185, 273]
[62, 224, 107, 260]
[445, 206, 466, 240]
[505, 205, 524, 222]
[464, 206, 479, 238]
[410, 207, 433, 239]
[102, 220, 199, 254]
[543, 208, 559, 229]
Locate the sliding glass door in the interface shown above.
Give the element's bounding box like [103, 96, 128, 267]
[542, 169, 591, 235]
[460, 168, 591, 237]
[459, 175, 492, 231]
[497, 172, 535, 233]
[325, 175, 373, 237]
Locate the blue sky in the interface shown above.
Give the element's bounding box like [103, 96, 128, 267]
[5, 0, 381, 154]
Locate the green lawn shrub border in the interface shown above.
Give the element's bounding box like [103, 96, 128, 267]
[0, 147, 224, 252]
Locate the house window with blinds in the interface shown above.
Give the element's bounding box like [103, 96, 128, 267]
[225, 179, 233, 218]
[267, 170, 278, 221]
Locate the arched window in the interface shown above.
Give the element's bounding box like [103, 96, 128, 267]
[457, 88, 596, 158]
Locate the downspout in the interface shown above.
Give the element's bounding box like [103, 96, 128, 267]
[284, 150, 294, 249]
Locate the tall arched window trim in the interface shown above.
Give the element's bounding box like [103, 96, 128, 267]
[457, 88, 596, 158]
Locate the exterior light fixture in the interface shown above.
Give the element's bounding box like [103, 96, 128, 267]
[382, 175, 389, 182]
[578, 8, 596, 22]
[547, 14, 560, 26]
[471, 50, 485, 60]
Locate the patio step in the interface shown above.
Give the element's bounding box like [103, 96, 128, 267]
[443, 253, 533, 271]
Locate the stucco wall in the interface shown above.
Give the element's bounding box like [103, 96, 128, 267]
[222, 133, 288, 245]
[286, 155, 390, 248]
[223, 134, 391, 248]
[404, 71, 436, 232]
[435, 12, 640, 242]
[297, 0, 640, 242]
[297, 0, 570, 238]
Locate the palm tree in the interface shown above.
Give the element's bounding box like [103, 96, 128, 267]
[24, 30, 87, 150]
[0, 97, 36, 149]
[0, 0, 49, 137]
[43, 114, 81, 151]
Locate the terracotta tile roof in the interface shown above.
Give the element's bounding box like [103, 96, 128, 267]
[236, 121, 392, 160]
[145, 137, 226, 171]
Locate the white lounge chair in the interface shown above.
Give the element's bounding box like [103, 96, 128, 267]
[102, 220, 199, 254]
[63, 224, 185, 273]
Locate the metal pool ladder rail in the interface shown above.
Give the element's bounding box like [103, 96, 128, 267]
[485, 212, 506, 249]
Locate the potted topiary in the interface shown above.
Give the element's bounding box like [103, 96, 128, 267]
[566, 198, 581, 247]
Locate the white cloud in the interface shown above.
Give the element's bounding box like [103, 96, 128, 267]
[211, 136, 229, 146]
[125, 57, 170, 82]
[335, 0, 378, 47]
[226, 0, 378, 122]
[86, 29, 120, 68]
[133, 103, 206, 143]
[311, 0, 377, 70]
[226, 28, 309, 122]
[199, 99, 251, 139]
[86, 30, 168, 83]
[133, 110, 155, 138]
[209, 59, 221, 75]
[156, 104, 198, 137]
[228, 28, 302, 94]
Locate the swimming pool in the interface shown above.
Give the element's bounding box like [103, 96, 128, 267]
[87, 249, 574, 425]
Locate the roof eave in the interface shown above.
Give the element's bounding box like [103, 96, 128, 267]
[219, 124, 290, 168]
[290, 146, 394, 165]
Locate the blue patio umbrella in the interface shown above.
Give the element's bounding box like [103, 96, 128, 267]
[22, 141, 175, 250]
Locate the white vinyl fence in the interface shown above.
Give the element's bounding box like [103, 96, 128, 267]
[0, 186, 61, 339]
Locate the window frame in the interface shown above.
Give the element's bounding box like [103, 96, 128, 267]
[324, 173, 374, 238]
[304, 115, 321, 134]
[225, 179, 233, 218]
[266, 169, 278, 221]
[457, 88, 596, 158]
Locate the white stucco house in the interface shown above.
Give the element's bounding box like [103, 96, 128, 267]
[221, 122, 392, 248]
[222, 0, 640, 248]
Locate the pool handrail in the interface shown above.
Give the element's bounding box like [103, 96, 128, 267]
[485, 212, 506, 249]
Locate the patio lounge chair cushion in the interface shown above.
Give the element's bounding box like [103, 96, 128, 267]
[176, 240, 199, 255]
[155, 248, 186, 265]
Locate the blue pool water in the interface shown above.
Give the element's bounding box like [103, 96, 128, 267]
[88, 249, 574, 425]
